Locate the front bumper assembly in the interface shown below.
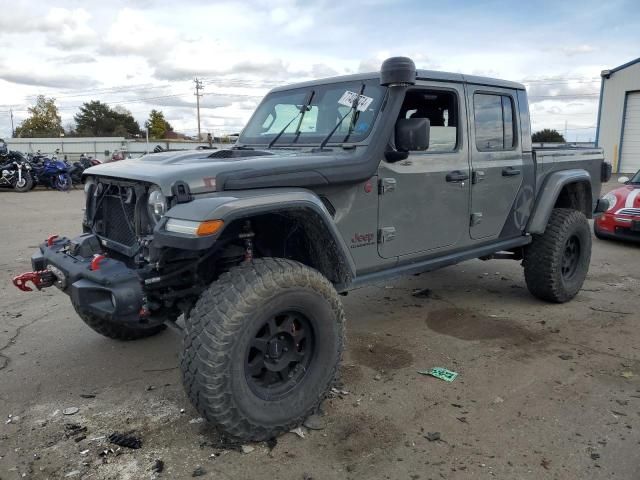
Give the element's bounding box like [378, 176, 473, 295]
[595, 213, 640, 242]
[13, 234, 145, 323]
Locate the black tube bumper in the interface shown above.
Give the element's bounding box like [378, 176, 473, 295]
[31, 234, 144, 324]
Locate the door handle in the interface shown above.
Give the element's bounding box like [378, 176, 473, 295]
[446, 170, 469, 183]
[502, 166, 521, 177]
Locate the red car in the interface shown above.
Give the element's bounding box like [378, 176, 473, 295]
[594, 171, 640, 242]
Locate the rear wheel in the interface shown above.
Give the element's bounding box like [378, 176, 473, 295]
[180, 258, 345, 441]
[523, 208, 591, 303]
[73, 304, 167, 340]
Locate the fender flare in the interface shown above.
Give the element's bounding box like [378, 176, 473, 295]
[527, 169, 592, 234]
[154, 188, 356, 282]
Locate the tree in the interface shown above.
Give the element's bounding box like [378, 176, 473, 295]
[14, 96, 63, 138]
[145, 109, 173, 139]
[532, 129, 565, 143]
[74, 101, 141, 137]
[113, 106, 142, 137]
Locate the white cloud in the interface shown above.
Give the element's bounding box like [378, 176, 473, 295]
[101, 8, 178, 60]
[0, 69, 99, 89]
[556, 45, 597, 57]
[55, 54, 97, 65]
[0, 6, 95, 48]
[42, 8, 95, 48]
[0, 0, 634, 141]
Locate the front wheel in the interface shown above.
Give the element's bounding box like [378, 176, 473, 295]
[13, 172, 33, 192]
[523, 208, 592, 303]
[181, 258, 345, 441]
[55, 173, 72, 192]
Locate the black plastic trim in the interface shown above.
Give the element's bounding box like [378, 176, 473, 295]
[34, 235, 144, 323]
[342, 236, 531, 292]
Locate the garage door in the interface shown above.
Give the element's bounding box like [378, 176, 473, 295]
[620, 92, 640, 172]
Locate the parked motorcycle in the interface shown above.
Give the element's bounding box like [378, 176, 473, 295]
[0, 152, 34, 192]
[66, 160, 83, 185]
[29, 155, 72, 192]
[79, 153, 101, 168]
[67, 154, 102, 185]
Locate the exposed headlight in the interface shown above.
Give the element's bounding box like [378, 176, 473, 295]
[165, 218, 224, 236]
[602, 192, 617, 212]
[147, 186, 167, 223]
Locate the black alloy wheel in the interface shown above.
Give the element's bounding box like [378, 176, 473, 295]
[181, 258, 345, 441]
[245, 311, 315, 400]
[561, 235, 581, 280]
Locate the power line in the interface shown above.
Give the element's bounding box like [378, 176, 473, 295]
[523, 80, 600, 87]
[10, 76, 279, 105]
[528, 93, 600, 99]
[22, 82, 174, 100]
[521, 76, 600, 84]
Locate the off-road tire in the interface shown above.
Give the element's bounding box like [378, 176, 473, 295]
[523, 208, 591, 303]
[73, 304, 167, 340]
[180, 258, 345, 441]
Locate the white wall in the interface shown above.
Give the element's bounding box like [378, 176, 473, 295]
[5, 137, 232, 161]
[597, 60, 640, 173]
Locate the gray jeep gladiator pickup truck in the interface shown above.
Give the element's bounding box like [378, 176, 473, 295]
[13, 57, 611, 441]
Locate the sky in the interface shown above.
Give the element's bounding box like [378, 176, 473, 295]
[0, 0, 638, 142]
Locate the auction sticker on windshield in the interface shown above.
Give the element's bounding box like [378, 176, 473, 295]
[339, 91, 374, 112]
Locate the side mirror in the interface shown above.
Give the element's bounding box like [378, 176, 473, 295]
[396, 118, 430, 152]
[618, 176, 630, 184]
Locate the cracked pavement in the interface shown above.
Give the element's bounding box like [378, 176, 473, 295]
[1, 184, 639, 479]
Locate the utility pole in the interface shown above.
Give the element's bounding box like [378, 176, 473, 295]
[194, 78, 204, 141]
[9, 108, 14, 137]
[564, 120, 568, 142]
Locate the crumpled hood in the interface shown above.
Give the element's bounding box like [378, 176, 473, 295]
[83, 148, 341, 195]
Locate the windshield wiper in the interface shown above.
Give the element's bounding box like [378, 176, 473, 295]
[315, 83, 366, 151]
[268, 90, 314, 149]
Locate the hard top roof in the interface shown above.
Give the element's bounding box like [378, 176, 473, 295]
[270, 69, 525, 93]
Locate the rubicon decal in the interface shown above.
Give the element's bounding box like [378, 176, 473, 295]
[351, 232, 375, 248]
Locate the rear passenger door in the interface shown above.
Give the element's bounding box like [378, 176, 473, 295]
[467, 86, 523, 240]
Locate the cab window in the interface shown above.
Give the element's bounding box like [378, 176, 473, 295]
[473, 93, 516, 151]
[397, 89, 458, 153]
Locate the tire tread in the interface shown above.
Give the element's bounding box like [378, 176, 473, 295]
[180, 258, 345, 441]
[523, 208, 591, 303]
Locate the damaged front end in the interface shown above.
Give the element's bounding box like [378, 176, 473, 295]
[12, 176, 235, 327]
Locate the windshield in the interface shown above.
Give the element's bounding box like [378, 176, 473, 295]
[629, 170, 640, 184]
[240, 79, 386, 146]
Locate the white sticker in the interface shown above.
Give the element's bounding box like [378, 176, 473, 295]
[338, 91, 374, 112]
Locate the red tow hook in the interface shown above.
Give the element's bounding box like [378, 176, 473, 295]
[12, 270, 55, 292]
[46, 235, 59, 247]
[90, 254, 106, 271]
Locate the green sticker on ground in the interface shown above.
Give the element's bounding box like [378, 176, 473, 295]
[418, 367, 458, 382]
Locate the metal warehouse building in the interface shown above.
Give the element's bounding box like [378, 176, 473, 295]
[596, 57, 640, 173]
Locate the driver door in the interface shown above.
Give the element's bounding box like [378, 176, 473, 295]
[378, 83, 471, 258]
